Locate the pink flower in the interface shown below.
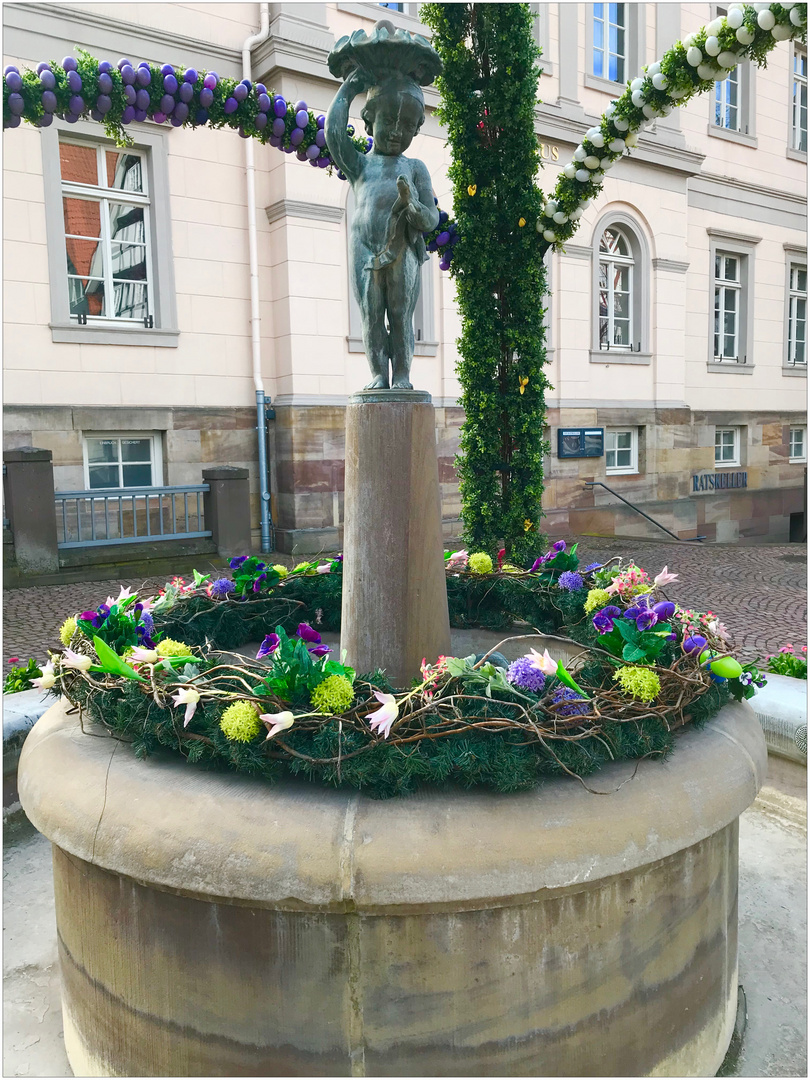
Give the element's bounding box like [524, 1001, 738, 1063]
[130, 646, 159, 664]
[527, 648, 557, 676]
[260, 711, 295, 740]
[446, 549, 468, 570]
[654, 566, 678, 587]
[171, 686, 200, 727]
[802, 645, 807, 654]
[316, 564, 331, 574]
[366, 692, 398, 739]
[780, 644, 795, 653]
[62, 648, 92, 672]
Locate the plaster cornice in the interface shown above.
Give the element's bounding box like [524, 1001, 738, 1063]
[265, 199, 344, 225]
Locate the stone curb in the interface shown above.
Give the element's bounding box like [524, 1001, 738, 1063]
[3, 688, 55, 816]
[751, 672, 807, 764]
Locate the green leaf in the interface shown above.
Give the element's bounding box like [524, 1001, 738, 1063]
[92, 636, 146, 682]
[192, 569, 212, 588]
[622, 644, 647, 663]
[555, 660, 589, 699]
[614, 619, 638, 643]
[445, 656, 472, 677]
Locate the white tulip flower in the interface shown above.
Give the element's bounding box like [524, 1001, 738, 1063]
[544, 200, 557, 217]
[682, 33, 696, 47]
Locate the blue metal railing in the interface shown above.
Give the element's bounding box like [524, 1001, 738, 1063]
[55, 484, 211, 549]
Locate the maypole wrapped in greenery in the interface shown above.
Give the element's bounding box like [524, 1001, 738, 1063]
[421, 2, 550, 565]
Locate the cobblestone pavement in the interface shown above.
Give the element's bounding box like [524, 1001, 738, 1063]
[2, 539, 806, 667]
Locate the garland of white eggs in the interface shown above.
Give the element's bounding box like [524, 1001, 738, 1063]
[539, 2, 806, 246]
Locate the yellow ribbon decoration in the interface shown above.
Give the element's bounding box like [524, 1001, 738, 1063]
[523, 519, 533, 532]
[467, 184, 477, 196]
[519, 376, 529, 395]
[518, 217, 526, 227]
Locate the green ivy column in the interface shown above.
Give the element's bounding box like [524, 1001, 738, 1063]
[422, 2, 550, 564]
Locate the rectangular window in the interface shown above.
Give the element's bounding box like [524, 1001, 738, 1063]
[789, 426, 807, 463]
[793, 48, 807, 152]
[593, 3, 625, 84]
[714, 428, 740, 467]
[60, 140, 153, 325]
[714, 253, 742, 362]
[788, 262, 807, 366]
[83, 433, 161, 490]
[605, 428, 637, 474]
[715, 67, 740, 130]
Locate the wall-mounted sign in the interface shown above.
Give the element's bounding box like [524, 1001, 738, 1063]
[557, 428, 604, 459]
[692, 472, 748, 492]
[539, 143, 560, 160]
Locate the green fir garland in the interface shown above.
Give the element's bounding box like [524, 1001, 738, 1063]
[421, 3, 550, 565]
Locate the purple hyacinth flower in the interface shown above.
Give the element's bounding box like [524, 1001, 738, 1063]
[653, 601, 676, 622]
[506, 656, 546, 693]
[141, 612, 154, 636]
[209, 577, 235, 598]
[296, 622, 321, 644]
[582, 562, 602, 573]
[229, 556, 248, 568]
[683, 634, 707, 654]
[256, 633, 280, 659]
[636, 610, 658, 631]
[551, 686, 591, 717]
[558, 571, 584, 591]
[308, 644, 332, 658]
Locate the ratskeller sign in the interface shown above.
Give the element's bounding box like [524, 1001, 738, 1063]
[692, 472, 748, 492]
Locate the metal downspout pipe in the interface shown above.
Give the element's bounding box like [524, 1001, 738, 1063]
[243, 3, 273, 552]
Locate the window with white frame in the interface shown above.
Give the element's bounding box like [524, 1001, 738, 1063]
[592, 3, 625, 83]
[599, 226, 633, 351]
[792, 48, 807, 152]
[60, 140, 153, 324]
[605, 429, 638, 474]
[715, 67, 741, 130]
[714, 427, 740, 467]
[713, 253, 743, 362]
[787, 262, 807, 366]
[83, 433, 162, 490]
[789, 426, 807, 463]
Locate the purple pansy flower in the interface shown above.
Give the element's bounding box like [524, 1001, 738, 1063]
[593, 605, 622, 634]
[296, 623, 321, 644]
[551, 540, 566, 553]
[256, 633, 280, 659]
[635, 610, 658, 631]
[252, 574, 267, 593]
[558, 571, 584, 591]
[739, 672, 753, 686]
[229, 555, 248, 569]
[308, 644, 332, 658]
[529, 556, 545, 572]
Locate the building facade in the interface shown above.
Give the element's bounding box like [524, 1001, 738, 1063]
[3, 1, 807, 554]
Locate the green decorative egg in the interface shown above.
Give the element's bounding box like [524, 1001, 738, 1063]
[709, 655, 743, 680]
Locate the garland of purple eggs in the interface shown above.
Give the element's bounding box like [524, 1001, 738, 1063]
[3, 55, 458, 271]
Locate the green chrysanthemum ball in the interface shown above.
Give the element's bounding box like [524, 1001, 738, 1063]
[468, 552, 494, 574]
[59, 616, 78, 646]
[310, 674, 354, 714]
[219, 700, 262, 742]
[156, 638, 192, 658]
[272, 564, 289, 578]
[584, 588, 611, 614]
[613, 666, 661, 703]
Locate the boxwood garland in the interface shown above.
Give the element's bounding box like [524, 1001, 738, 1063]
[48, 547, 764, 799]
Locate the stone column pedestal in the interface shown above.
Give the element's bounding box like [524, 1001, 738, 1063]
[3, 447, 59, 574]
[341, 391, 450, 687]
[202, 466, 252, 558]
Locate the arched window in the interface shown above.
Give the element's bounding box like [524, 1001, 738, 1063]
[598, 226, 634, 351]
[590, 212, 650, 364]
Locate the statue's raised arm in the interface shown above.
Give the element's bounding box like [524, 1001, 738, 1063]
[324, 68, 371, 183]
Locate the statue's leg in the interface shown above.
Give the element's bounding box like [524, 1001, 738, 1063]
[386, 253, 419, 390]
[354, 261, 390, 390]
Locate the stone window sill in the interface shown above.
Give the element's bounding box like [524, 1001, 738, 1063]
[348, 335, 438, 358]
[707, 362, 754, 374]
[583, 73, 624, 97]
[707, 124, 757, 148]
[590, 350, 651, 365]
[783, 365, 808, 377]
[786, 146, 807, 163]
[50, 322, 180, 348]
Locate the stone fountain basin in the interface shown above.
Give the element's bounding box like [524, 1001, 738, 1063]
[19, 670, 765, 1077]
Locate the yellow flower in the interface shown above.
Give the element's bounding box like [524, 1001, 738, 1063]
[519, 376, 528, 395]
[584, 588, 611, 614]
[467, 184, 477, 196]
[518, 217, 526, 227]
[523, 519, 533, 532]
[468, 552, 493, 574]
[310, 675, 354, 714]
[59, 616, 78, 646]
[220, 700, 262, 742]
[272, 564, 289, 579]
[613, 666, 661, 703]
[156, 638, 193, 658]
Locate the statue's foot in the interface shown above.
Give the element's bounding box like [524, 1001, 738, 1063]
[364, 375, 390, 390]
[391, 376, 413, 390]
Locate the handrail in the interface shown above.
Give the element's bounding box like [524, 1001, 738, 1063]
[583, 482, 705, 542]
[54, 484, 212, 549]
